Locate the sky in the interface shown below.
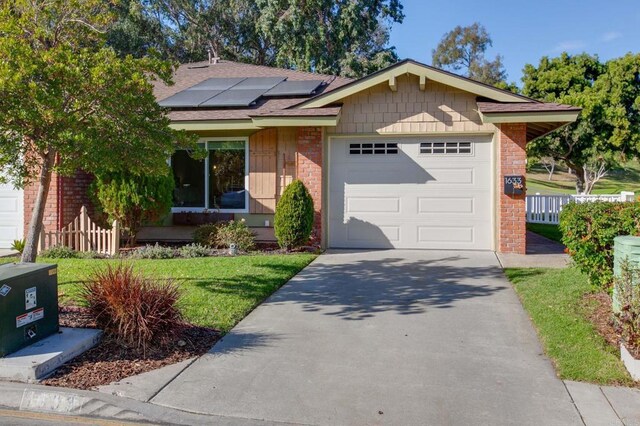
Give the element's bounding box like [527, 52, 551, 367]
[389, 0, 640, 85]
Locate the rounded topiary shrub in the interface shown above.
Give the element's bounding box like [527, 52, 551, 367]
[274, 180, 314, 250]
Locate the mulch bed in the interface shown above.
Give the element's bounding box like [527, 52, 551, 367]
[581, 292, 621, 349]
[42, 306, 220, 390]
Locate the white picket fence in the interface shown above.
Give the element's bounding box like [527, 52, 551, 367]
[39, 206, 120, 255]
[526, 191, 636, 224]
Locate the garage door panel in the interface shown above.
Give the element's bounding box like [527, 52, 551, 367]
[346, 222, 400, 243]
[347, 197, 400, 214]
[418, 226, 474, 244]
[0, 182, 24, 249]
[329, 136, 493, 250]
[418, 197, 474, 214]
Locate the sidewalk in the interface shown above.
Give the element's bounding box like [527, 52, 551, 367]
[0, 381, 275, 425]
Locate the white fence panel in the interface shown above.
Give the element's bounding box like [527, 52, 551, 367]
[526, 192, 635, 225]
[39, 206, 120, 255]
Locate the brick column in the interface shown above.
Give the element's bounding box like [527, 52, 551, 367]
[296, 127, 323, 246]
[498, 123, 527, 254]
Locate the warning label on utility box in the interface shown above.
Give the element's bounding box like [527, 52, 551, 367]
[25, 287, 37, 310]
[16, 308, 44, 328]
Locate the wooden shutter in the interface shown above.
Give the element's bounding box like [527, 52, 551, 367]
[249, 128, 277, 213]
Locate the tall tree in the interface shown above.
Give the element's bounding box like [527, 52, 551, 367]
[522, 53, 640, 194]
[134, 0, 272, 64]
[0, 0, 194, 262]
[114, 0, 404, 77]
[432, 22, 508, 85]
[255, 0, 404, 77]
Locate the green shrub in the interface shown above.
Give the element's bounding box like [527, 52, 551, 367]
[77, 250, 107, 259]
[215, 220, 255, 251]
[193, 223, 220, 247]
[559, 201, 640, 289]
[129, 243, 175, 259]
[10, 239, 25, 254]
[40, 245, 79, 259]
[90, 168, 174, 246]
[178, 243, 211, 258]
[81, 263, 182, 352]
[274, 180, 314, 249]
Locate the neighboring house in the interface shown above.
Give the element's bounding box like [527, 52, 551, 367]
[3, 59, 579, 254]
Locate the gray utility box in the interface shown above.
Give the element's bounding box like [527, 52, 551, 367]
[0, 263, 59, 357]
[613, 236, 640, 313]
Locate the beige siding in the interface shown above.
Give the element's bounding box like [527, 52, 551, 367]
[248, 127, 298, 214]
[329, 75, 496, 135]
[276, 127, 297, 199]
[249, 128, 278, 214]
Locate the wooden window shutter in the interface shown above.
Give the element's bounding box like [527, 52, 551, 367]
[249, 128, 278, 214]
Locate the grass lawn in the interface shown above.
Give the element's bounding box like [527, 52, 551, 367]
[505, 267, 631, 385]
[1, 254, 316, 332]
[527, 160, 640, 195]
[526, 223, 563, 243]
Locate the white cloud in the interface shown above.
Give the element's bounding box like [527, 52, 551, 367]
[601, 31, 622, 42]
[551, 40, 587, 53]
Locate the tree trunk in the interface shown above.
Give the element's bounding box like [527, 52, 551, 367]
[21, 151, 56, 263]
[574, 166, 586, 194]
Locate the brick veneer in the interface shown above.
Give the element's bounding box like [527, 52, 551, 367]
[296, 127, 323, 245]
[23, 170, 94, 237]
[498, 123, 527, 254]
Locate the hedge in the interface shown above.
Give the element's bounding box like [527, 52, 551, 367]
[559, 201, 640, 289]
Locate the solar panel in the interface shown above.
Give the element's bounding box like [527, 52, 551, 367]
[232, 77, 286, 90]
[263, 80, 324, 96]
[200, 89, 266, 107]
[189, 77, 246, 90]
[158, 90, 223, 107]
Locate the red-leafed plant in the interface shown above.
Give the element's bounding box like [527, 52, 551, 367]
[81, 263, 182, 353]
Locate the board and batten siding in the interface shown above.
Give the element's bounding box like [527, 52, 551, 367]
[248, 127, 298, 214]
[328, 75, 497, 135]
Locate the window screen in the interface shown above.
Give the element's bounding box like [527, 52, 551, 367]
[349, 142, 398, 155]
[420, 141, 472, 155]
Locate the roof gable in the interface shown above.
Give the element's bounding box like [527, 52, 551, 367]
[297, 59, 534, 109]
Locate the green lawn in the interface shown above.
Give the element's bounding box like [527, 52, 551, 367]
[527, 160, 640, 195]
[505, 267, 631, 385]
[1, 255, 316, 332]
[526, 223, 563, 243]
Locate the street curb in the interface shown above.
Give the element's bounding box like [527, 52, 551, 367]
[0, 381, 282, 425]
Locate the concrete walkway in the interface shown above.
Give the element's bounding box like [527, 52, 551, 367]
[148, 250, 583, 425]
[497, 231, 571, 268]
[0, 249, 18, 258]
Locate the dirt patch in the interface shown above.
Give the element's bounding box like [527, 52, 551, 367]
[43, 306, 219, 390]
[582, 292, 621, 348]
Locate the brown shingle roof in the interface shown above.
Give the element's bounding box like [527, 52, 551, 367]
[154, 60, 352, 122]
[477, 101, 581, 114]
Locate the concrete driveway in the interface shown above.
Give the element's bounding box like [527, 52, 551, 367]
[152, 250, 581, 425]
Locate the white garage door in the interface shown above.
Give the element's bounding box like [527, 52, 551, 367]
[0, 181, 24, 249]
[328, 136, 493, 250]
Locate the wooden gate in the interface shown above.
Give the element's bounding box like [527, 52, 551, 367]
[39, 206, 120, 255]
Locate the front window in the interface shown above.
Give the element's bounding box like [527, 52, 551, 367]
[171, 139, 248, 212]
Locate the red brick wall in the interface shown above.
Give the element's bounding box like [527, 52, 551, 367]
[498, 123, 527, 254]
[23, 173, 60, 237]
[296, 127, 323, 245]
[24, 170, 94, 238]
[60, 171, 95, 226]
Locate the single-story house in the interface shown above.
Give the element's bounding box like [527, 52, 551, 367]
[2, 59, 579, 253]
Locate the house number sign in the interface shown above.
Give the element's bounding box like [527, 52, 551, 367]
[504, 175, 525, 195]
